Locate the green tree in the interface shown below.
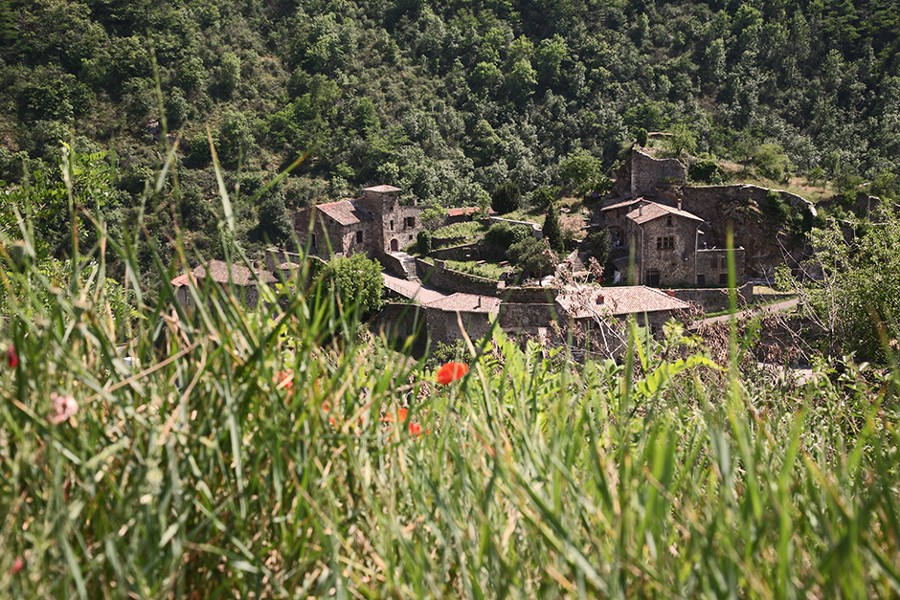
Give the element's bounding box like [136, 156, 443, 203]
[542, 203, 564, 254]
[323, 253, 383, 316]
[508, 237, 556, 279]
[416, 230, 432, 255]
[251, 189, 292, 245]
[557, 151, 610, 196]
[491, 182, 521, 214]
[797, 207, 900, 363]
[754, 143, 792, 183]
[667, 124, 697, 158]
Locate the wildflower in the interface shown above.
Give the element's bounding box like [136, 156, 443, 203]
[408, 422, 422, 437]
[275, 371, 293, 391]
[7, 345, 18, 369]
[11, 557, 24, 575]
[48, 392, 78, 425]
[436, 362, 468, 385]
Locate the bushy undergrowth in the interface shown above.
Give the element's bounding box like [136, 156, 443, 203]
[1, 228, 899, 598]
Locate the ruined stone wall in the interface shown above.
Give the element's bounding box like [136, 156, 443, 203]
[425, 309, 494, 345]
[429, 243, 480, 261]
[679, 185, 814, 276]
[629, 216, 699, 287]
[667, 283, 754, 313]
[694, 248, 746, 286]
[630, 150, 686, 198]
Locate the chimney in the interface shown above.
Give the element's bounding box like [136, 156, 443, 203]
[477, 296, 482, 309]
[638, 205, 643, 216]
[596, 294, 604, 305]
[677, 199, 683, 210]
[666, 290, 676, 297]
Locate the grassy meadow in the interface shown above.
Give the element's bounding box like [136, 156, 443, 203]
[0, 156, 898, 598]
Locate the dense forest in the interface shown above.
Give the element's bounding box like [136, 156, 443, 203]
[0, 0, 898, 266]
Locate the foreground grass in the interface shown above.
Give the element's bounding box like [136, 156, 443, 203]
[0, 204, 898, 598]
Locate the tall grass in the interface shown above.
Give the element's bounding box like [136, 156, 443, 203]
[1, 157, 899, 598]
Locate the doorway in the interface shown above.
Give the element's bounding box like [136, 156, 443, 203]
[390, 238, 399, 252]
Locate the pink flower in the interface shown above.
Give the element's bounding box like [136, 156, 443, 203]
[7, 345, 18, 369]
[11, 557, 24, 575]
[48, 392, 78, 425]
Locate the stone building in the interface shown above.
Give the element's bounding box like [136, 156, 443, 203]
[600, 197, 745, 287]
[171, 259, 276, 310]
[294, 185, 423, 259]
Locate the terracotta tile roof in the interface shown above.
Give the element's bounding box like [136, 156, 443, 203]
[425, 293, 500, 314]
[626, 201, 703, 225]
[556, 285, 690, 319]
[362, 184, 401, 193]
[190, 259, 276, 286]
[314, 200, 374, 226]
[447, 206, 495, 217]
[170, 273, 195, 287]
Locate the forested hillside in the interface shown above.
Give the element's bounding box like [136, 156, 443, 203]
[0, 0, 898, 264]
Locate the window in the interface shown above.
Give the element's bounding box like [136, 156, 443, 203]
[656, 236, 674, 250]
[390, 220, 394, 231]
[356, 231, 363, 244]
[311, 234, 318, 249]
[404, 216, 415, 228]
[646, 269, 661, 286]
[666, 216, 673, 226]
[720, 257, 727, 269]
[719, 273, 728, 284]
[709, 257, 717, 269]
[697, 274, 706, 286]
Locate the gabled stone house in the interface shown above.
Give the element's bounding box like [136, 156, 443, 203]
[171, 259, 276, 309]
[601, 197, 745, 287]
[294, 185, 424, 259]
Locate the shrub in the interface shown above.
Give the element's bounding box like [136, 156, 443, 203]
[508, 236, 556, 279]
[491, 182, 521, 214]
[542, 203, 564, 254]
[483, 222, 530, 259]
[323, 253, 383, 316]
[416, 230, 432, 255]
[688, 156, 725, 184]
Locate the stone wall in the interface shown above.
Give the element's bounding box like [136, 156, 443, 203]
[294, 207, 376, 258]
[666, 282, 754, 312]
[630, 149, 686, 197]
[429, 243, 481, 261]
[426, 308, 495, 345]
[497, 303, 558, 331]
[694, 247, 746, 287]
[488, 216, 543, 238]
[415, 259, 499, 296]
[379, 252, 410, 279]
[679, 184, 814, 276]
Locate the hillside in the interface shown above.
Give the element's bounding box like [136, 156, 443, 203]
[0, 0, 898, 268]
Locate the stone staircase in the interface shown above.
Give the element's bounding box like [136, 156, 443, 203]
[391, 252, 419, 281]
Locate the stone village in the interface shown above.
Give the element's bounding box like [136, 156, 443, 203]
[172, 146, 813, 356]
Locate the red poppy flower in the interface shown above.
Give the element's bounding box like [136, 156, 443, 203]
[7, 345, 18, 369]
[11, 557, 24, 575]
[408, 422, 422, 437]
[436, 362, 468, 385]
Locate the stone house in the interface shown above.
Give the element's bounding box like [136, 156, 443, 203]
[171, 259, 276, 310]
[294, 185, 423, 259]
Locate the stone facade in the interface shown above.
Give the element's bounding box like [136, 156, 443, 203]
[294, 185, 423, 259]
[625, 202, 703, 287]
[694, 247, 746, 287]
[629, 149, 687, 197]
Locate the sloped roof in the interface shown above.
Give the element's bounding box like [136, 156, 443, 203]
[447, 206, 495, 217]
[314, 200, 374, 226]
[425, 293, 500, 314]
[600, 197, 646, 212]
[556, 285, 690, 319]
[191, 259, 276, 286]
[625, 201, 703, 225]
[362, 184, 401, 194]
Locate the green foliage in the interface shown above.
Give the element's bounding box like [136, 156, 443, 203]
[529, 186, 558, 210]
[800, 207, 900, 363]
[635, 128, 648, 147]
[666, 124, 697, 158]
[689, 156, 726, 184]
[754, 143, 792, 183]
[322, 253, 383, 316]
[585, 229, 611, 267]
[508, 236, 556, 279]
[0, 196, 899, 598]
[250, 189, 292, 245]
[483, 221, 529, 259]
[557, 151, 610, 196]
[415, 229, 432, 255]
[491, 181, 521, 215]
[542, 203, 564, 254]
